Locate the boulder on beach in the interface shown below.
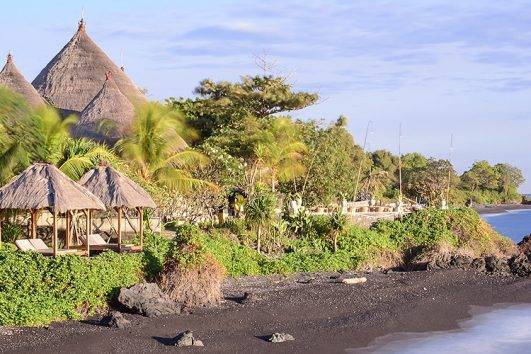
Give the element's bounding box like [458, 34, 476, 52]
[102, 311, 130, 329]
[517, 235, 531, 257]
[117, 283, 181, 317]
[470, 257, 486, 272]
[508, 253, 531, 277]
[173, 330, 204, 347]
[450, 254, 473, 269]
[484, 256, 511, 274]
[269, 333, 295, 343]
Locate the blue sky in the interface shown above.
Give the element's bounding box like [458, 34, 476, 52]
[1, 0, 531, 192]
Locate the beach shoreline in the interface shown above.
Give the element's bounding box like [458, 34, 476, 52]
[475, 203, 531, 215]
[2, 269, 530, 353]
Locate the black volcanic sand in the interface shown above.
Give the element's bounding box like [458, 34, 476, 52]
[475, 203, 531, 215]
[1, 270, 530, 353]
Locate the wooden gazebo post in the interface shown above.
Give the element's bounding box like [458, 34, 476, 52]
[30, 210, 37, 239]
[138, 207, 144, 249]
[52, 209, 58, 257]
[84, 209, 90, 256]
[117, 207, 122, 251]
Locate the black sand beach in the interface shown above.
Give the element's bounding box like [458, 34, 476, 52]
[475, 204, 531, 215]
[2, 269, 530, 353]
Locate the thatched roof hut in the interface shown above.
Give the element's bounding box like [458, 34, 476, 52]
[79, 164, 156, 209]
[0, 54, 45, 108]
[0, 163, 105, 213]
[79, 164, 156, 250]
[32, 19, 145, 114]
[73, 72, 136, 144]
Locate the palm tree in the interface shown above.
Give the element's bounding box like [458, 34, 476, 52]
[0, 105, 112, 183]
[116, 102, 213, 193]
[56, 138, 117, 180]
[252, 117, 307, 191]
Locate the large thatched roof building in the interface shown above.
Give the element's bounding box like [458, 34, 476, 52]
[32, 19, 145, 115]
[73, 71, 136, 144]
[0, 54, 45, 108]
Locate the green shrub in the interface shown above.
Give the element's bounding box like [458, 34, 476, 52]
[1, 221, 24, 243]
[0, 248, 143, 326]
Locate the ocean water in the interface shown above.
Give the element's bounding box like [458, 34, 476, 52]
[481, 209, 531, 242]
[353, 304, 531, 353]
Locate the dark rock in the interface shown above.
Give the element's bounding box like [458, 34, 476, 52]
[102, 311, 130, 329]
[269, 332, 295, 343]
[241, 292, 259, 304]
[517, 235, 531, 257]
[450, 254, 473, 269]
[509, 253, 531, 277]
[173, 330, 204, 347]
[470, 258, 486, 272]
[426, 254, 451, 270]
[484, 256, 510, 274]
[296, 275, 315, 284]
[117, 283, 180, 317]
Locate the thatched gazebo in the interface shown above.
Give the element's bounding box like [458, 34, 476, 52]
[0, 54, 45, 108]
[79, 164, 156, 251]
[0, 163, 106, 256]
[73, 71, 136, 144]
[32, 19, 145, 115]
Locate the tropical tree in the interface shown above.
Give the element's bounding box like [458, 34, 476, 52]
[245, 185, 277, 253]
[169, 75, 319, 139]
[461, 160, 498, 191]
[494, 163, 524, 200]
[406, 159, 458, 206]
[0, 102, 113, 182]
[252, 117, 307, 191]
[116, 102, 212, 193]
[329, 210, 348, 252]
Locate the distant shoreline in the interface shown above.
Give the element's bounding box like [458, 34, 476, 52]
[475, 204, 531, 215]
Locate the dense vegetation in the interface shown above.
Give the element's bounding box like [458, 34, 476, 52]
[0, 207, 513, 326]
[0, 74, 524, 326]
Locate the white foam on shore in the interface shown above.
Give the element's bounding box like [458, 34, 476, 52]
[351, 304, 531, 354]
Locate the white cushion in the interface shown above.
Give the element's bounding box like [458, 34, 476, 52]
[29, 239, 50, 250]
[15, 239, 35, 252]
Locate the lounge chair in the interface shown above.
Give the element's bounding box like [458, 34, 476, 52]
[15, 238, 53, 255]
[79, 234, 140, 253]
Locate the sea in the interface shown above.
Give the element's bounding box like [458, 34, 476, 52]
[481, 209, 531, 242]
[351, 210, 531, 353]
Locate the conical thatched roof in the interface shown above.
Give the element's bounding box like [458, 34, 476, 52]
[73, 72, 135, 143]
[32, 19, 145, 114]
[0, 54, 45, 108]
[79, 164, 156, 209]
[0, 163, 106, 213]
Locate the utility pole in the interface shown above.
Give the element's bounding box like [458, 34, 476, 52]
[398, 123, 403, 213]
[353, 121, 372, 200]
[446, 134, 454, 207]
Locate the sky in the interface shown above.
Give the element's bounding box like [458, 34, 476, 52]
[1, 0, 530, 192]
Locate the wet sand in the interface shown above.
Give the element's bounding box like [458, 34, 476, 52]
[1, 269, 530, 353]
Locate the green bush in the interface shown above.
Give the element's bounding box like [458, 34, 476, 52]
[0, 247, 143, 326]
[1, 221, 24, 243]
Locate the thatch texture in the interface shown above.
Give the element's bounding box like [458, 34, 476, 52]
[73, 72, 136, 143]
[32, 20, 145, 114]
[79, 164, 156, 209]
[0, 54, 45, 108]
[0, 163, 106, 213]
